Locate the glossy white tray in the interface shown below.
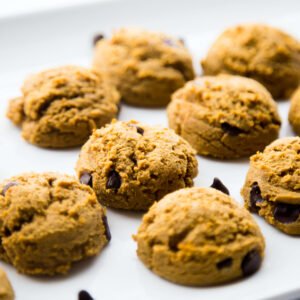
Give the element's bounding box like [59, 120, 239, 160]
[1, 0, 300, 299]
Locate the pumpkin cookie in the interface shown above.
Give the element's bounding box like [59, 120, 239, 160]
[7, 66, 120, 148]
[289, 87, 300, 135]
[0, 173, 110, 275]
[93, 28, 195, 107]
[241, 137, 300, 235]
[0, 268, 14, 300]
[134, 187, 265, 286]
[167, 75, 281, 159]
[201, 24, 300, 99]
[76, 120, 198, 210]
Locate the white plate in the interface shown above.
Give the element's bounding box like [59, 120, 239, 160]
[0, 0, 300, 299]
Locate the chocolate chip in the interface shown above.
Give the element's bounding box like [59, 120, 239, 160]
[241, 249, 262, 277]
[273, 202, 300, 224]
[249, 182, 264, 213]
[93, 33, 104, 46]
[217, 257, 232, 269]
[102, 215, 111, 241]
[1, 182, 18, 196]
[136, 126, 144, 135]
[78, 290, 93, 300]
[106, 170, 121, 190]
[79, 172, 93, 188]
[210, 178, 230, 195]
[221, 122, 244, 136]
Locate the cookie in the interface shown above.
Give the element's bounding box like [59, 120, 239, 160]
[134, 187, 265, 286]
[0, 172, 110, 275]
[201, 24, 300, 99]
[76, 120, 198, 210]
[289, 87, 300, 135]
[167, 75, 281, 159]
[0, 268, 14, 300]
[7, 66, 120, 148]
[241, 137, 300, 235]
[93, 28, 195, 107]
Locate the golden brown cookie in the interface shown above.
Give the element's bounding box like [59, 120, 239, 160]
[93, 28, 195, 107]
[7, 66, 120, 148]
[289, 87, 300, 135]
[201, 24, 300, 99]
[134, 187, 265, 286]
[241, 137, 300, 235]
[167, 75, 281, 159]
[0, 268, 14, 300]
[0, 172, 110, 275]
[76, 120, 198, 210]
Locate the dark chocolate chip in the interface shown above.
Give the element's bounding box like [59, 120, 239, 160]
[79, 172, 93, 188]
[1, 182, 18, 196]
[136, 126, 144, 135]
[168, 229, 189, 251]
[102, 215, 111, 242]
[249, 182, 264, 213]
[93, 33, 104, 46]
[273, 202, 300, 224]
[106, 170, 121, 190]
[78, 290, 94, 300]
[217, 257, 233, 269]
[4, 227, 11, 237]
[210, 178, 230, 195]
[241, 249, 262, 277]
[221, 122, 244, 136]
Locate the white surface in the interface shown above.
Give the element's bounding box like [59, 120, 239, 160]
[0, 0, 300, 299]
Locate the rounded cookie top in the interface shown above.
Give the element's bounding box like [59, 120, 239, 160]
[135, 187, 265, 286]
[6, 65, 120, 148]
[201, 24, 300, 99]
[93, 28, 195, 107]
[241, 137, 300, 235]
[289, 87, 300, 135]
[0, 172, 110, 276]
[0, 268, 14, 300]
[76, 120, 198, 211]
[167, 75, 281, 159]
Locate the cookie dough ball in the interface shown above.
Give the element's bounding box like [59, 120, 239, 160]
[7, 66, 120, 148]
[134, 187, 265, 286]
[76, 120, 198, 210]
[0, 173, 110, 275]
[93, 28, 195, 107]
[167, 75, 281, 159]
[241, 137, 300, 235]
[201, 24, 300, 99]
[289, 87, 300, 134]
[0, 269, 14, 300]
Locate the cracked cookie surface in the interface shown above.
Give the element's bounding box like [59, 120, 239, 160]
[76, 120, 198, 211]
[241, 137, 300, 235]
[201, 24, 300, 99]
[0, 172, 109, 275]
[134, 187, 265, 286]
[7, 66, 120, 148]
[0, 268, 14, 300]
[93, 28, 195, 107]
[167, 75, 281, 159]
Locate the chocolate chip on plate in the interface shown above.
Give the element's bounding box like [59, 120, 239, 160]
[1, 182, 18, 196]
[102, 215, 111, 241]
[136, 126, 144, 135]
[241, 249, 262, 277]
[249, 182, 264, 213]
[78, 290, 94, 300]
[273, 202, 300, 224]
[221, 122, 244, 136]
[106, 170, 121, 190]
[93, 33, 105, 46]
[210, 177, 230, 195]
[216, 257, 233, 269]
[79, 172, 93, 187]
